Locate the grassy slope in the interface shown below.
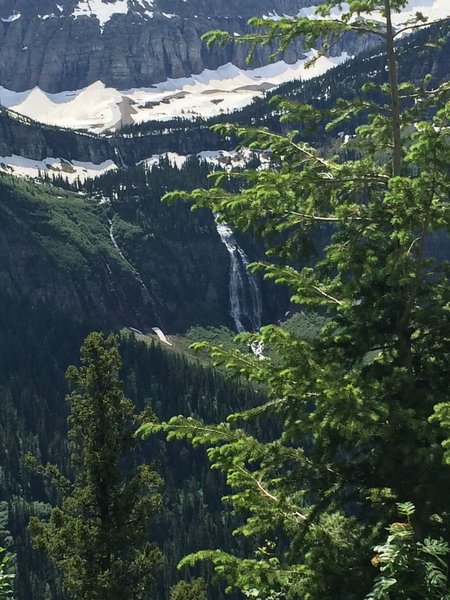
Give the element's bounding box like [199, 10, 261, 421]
[0, 175, 133, 276]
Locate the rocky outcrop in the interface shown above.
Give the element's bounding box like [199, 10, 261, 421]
[0, 109, 113, 162]
[0, 107, 232, 164]
[0, 0, 345, 92]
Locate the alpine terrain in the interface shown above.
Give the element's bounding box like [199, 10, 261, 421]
[0, 0, 448, 598]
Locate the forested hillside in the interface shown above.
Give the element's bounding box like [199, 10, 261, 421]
[0, 164, 260, 333]
[139, 4, 450, 600]
[0, 308, 263, 598]
[0, 163, 281, 599]
[0, 1, 448, 598]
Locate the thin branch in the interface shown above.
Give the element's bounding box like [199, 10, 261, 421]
[289, 210, 373, 223]
[234, 465, 308, 521]
[347, 24, 387, 38]
[235, 465, 278, 502]
[311, 285, 343, 306]
[310, 176, 389, 183]
[393, 16, 450, 38]
[406, 236, 421, 256]
[251, 129, 331, 169]
[289, 211, 340, 222]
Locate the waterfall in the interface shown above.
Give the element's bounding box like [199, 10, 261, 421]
[113, 146, 126, 169]
[215, 219, 263, 332]
[109, 218, 149, 292]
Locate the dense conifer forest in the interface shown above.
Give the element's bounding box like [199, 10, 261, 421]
[0, 2, 449, 599]
[0, 305, 263, 597]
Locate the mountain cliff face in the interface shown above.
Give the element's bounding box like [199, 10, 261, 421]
[0, 0, 370, 92]
[0, 22, 447, 168]
[0, 174, 235, 332]
[0, 106, 233, 165]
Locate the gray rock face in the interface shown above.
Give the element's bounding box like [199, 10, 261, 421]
[0, 106, 231, 163]
[0, 0, 326, 92]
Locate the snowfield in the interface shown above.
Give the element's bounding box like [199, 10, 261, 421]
[0, 155, 117, 182]
[0, 149, 262, 182]
[0, 0, 446, 132]
[139, 149, 268, 171]
[0, 53, 349, 133]
[73, 0, 128, 26]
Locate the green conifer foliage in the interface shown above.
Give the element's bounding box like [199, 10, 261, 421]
[140, 2, 450, 598]
[0, 547, 14, 599]
[29, 333, 162, 600]
[169, 577, 207, 600]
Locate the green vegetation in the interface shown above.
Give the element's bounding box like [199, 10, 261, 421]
[368, 502, 450, 600]
[140, 2, 450, 598]
[0, 547, 13, 599]
[28, 333, 163, 599]
[281, 311, 327, 341]
[169, 578, 207, 600]
[0, 291, 260, 598]
[0, 176, 130, 276]
[186, 326, 243, 352]
[0, 5, 448, 600]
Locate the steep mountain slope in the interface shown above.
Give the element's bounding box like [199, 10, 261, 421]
[0, 54, 351, 131]
[0, 0, 334, 92]
[0, 104, 233, 174]
[0, 21, 447, 174]
[0, 171, 237, 332]
[0, 0, 446, 96]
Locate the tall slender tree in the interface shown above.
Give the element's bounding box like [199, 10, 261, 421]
[140, 3, 450, 598]
[29, 332, 162, 600]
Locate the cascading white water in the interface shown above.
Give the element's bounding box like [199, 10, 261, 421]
[215, 219, 263, 332]
[237, 246, 263, 330]
[109, 218, 149, 292]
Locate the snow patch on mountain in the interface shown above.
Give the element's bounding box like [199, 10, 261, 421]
[139, 152, 189, 169]
[1, 12, 21, 22]
[139, 148, 270, 170]
[0, 154, 117, 182]
[0, 149, 258, 184]
[0, 52, 349, 132]
[0, 81, 124, 131]
[71, 0, 165, 24]
[73, 0, 129, 26]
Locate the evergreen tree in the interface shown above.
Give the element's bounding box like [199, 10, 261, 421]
[169, 578, 207, 600]
[140, 2, 450, 599]
[0, 547, 13, 599]
[29, 332, 162, 600]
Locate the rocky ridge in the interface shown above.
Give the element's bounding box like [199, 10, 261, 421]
[0, 105, 230, 165]
[0, 0, 372, 92]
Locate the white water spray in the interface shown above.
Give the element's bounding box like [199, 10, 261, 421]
[215, 218, 263, 332]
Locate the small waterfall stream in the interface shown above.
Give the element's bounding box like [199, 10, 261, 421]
[215, 219, 263, 332]
[108, 218, 149, 292]
[113, 146, 126, 169]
